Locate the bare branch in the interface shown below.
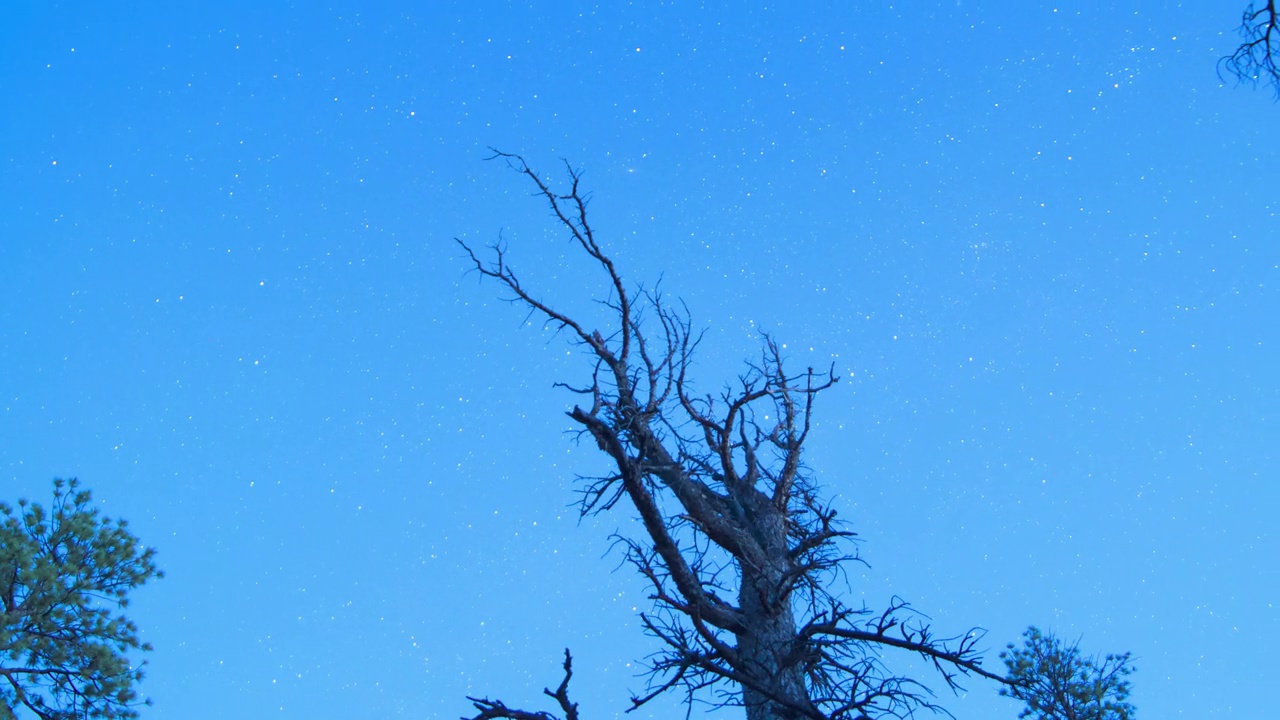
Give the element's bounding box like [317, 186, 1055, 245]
[465, 650, 580, 720]
[1219, 1, 1280, 97]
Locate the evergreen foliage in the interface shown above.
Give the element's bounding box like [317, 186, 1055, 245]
[0, 479, 162, 719]
[1001, 627, 1135, 720]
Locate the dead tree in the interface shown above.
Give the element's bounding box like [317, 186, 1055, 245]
[1220, 1, 1280, 96]
[457, 151, 1014, 720]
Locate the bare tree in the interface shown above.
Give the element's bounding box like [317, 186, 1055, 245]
[456, 152, 1124, 720]
[1221, 1, 1280, 96]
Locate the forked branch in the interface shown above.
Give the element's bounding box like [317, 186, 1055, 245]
[1220, 0, 1280, 96]
[465, 649, 580, 720]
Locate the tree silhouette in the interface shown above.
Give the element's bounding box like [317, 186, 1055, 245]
[457, 152, 1132, 720]
[1, 478, 163, 719]
[1221, 1, 1280, 97]
[1000, 628, 1135, 720]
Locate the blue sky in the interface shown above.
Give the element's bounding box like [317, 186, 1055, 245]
[2, 2, 1275, 718]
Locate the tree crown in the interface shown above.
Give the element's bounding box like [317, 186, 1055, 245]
[0, 478, 162, 720]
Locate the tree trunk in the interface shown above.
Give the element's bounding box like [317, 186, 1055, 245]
[737, 498, 812, 720]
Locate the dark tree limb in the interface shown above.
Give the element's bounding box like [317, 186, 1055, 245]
[465, 649, 580, 720]
[1220, 1, 1280, 97]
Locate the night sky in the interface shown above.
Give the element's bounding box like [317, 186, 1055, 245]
[2, 2, 1275, 718]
